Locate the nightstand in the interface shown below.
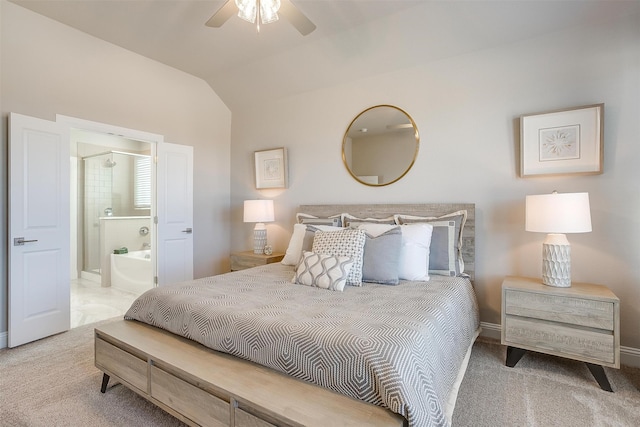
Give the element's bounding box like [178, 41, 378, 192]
[501, 276, 620, 391]
[230, 251, 284, 271]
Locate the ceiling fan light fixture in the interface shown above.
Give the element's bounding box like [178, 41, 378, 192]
[235, 0, 280, 25]
[260, 0, 281, 24]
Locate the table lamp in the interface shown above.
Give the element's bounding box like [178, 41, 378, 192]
[244, 199, 275, 254]
[525, 191, 592, 287]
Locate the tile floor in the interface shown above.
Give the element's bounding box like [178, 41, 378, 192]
[70, 277, 147, 328]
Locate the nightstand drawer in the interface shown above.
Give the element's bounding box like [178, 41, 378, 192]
[230, 251, 284, 271]
[504, 316, 615, 364]
[504, 289, 614, 330]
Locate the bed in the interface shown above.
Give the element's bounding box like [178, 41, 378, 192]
[95, 204, 480, 427]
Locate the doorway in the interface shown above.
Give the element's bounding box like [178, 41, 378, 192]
[70, 130, 153, 328]
[9, 112, 193, 347]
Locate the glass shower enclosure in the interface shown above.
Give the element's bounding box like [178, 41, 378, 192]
[81, 151, 151, 279]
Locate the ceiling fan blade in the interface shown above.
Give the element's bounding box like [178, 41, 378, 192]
[279, 0, 316, 36]
[205, 0, 236, 28]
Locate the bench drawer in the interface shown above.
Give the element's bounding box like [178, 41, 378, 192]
[151, 365, 229, 427]
[234, 408, 276, 427]
[95, 337, 147, 392]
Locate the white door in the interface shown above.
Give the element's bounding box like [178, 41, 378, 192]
[155, 142, 194, 286]
[9, 113, 70, 347]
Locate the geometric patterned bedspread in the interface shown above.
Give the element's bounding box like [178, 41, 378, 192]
[125, 263, 480, 427]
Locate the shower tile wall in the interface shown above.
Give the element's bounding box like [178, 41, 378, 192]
[83, 156, 113, 274]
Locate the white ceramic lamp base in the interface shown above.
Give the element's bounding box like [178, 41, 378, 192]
[253, 223, 267, 254]
[541, 233, 571, 287]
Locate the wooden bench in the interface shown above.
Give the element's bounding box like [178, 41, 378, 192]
[95, 320, 406, 427]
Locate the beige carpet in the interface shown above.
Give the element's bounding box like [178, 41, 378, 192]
[453, 338, 640, 427]
[1, 319, 639, 426]
[0, 318, 182, 427]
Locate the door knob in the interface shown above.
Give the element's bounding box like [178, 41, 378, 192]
[14, 237, 38, 246]
[182, 228, 193, 234]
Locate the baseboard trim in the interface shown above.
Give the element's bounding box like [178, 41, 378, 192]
[479, 322, 640, 368]
[0, 331, 7, 349]
[479, 322, 501, 341]
[621, 345, 640, 368]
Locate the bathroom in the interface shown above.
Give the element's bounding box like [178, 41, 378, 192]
[71, 131, 154, 326]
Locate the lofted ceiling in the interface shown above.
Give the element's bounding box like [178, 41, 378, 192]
[9, 0, 640, 111]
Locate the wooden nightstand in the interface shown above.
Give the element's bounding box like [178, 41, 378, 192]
[230, 251, 284, 271]
[501, 276, 620, 391]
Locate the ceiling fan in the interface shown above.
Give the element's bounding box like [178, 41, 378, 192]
[206, 0, 316, 36]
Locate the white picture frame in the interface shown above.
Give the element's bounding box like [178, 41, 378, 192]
[520, 104, 604, 177]
[254, 147, 288, 189]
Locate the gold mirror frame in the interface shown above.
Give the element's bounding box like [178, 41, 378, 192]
[342, 105, 419, 186]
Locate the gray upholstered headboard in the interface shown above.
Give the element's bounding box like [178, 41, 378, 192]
[298, 203, 475, 282]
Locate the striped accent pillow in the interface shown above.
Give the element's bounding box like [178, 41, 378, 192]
[292, 251, 354, 292]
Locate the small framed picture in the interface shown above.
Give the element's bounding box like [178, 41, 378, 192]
[520, 104, 603, 177]
[254, 147, 288, 189]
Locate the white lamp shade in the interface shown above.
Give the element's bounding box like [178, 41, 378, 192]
[243, 199, 275, 223]
[525, 192, 592, 234]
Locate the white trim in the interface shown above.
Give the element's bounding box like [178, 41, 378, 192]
[479, 321, 501, 341]
[479, 322, 640, 368]
[0, 331, 7, 348]
[621, 345, 640, 368]
[56, 114, 164, 144]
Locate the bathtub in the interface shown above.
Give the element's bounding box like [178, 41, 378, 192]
[110, 250, 153, 295]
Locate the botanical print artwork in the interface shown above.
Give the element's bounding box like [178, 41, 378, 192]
[539, 125, 580, 161]
[255, 147, 287, 188]
[263, 158, 282, 180]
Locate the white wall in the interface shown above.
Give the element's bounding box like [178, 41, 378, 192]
[0, 1, 232, 336]
[230, 13, 640, 348]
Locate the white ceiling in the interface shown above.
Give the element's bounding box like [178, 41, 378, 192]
[9, 0, 640, 111]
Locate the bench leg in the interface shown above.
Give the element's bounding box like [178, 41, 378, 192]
[505, 346, 527, 367]
[100, 373, 110, 393]
[586, 363, 613, 392]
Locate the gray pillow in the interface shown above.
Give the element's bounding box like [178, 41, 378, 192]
[395, 211, 466, 276]
[361, 227, 402, 285]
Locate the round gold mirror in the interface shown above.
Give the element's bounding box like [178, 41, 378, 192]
[342, 105, 419, 186]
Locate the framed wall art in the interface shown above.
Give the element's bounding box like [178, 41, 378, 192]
[520, 104, 603, 177]
[254, 147, 288, 189]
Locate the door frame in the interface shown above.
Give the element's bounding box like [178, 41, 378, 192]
[57, 115, 164, 282]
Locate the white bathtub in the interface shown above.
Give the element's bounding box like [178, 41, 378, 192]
[110, 250, 153, 295]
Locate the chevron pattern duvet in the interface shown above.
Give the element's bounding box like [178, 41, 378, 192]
[125, 263, 479, 427]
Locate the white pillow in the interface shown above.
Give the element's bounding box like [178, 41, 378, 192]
[292, 251, 354, 292]
[398, 223, 434, 281]
[281, 224, 342, 265]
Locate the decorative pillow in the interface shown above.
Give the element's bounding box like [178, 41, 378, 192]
[292, 251, 354, 292]
[312, 228, 366, 286]
[357, 224, 402, 285]
[296, 212, 343, 227]
[397, 223, 433, 281]
[343, 214, 395, 228]
[395, 211, 466, 276]
[281, 224, 342, 266]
